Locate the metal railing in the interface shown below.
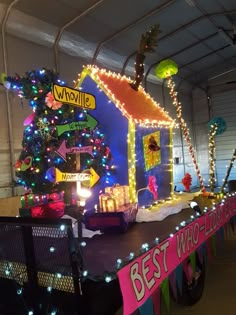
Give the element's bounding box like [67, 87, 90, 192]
[0, 216, 83, 314]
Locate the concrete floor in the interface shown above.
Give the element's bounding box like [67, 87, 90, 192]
[172, 239, 236, 315]
[116, 238, 236, 315]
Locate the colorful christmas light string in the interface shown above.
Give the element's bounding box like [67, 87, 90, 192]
[208, 123, 218, 192]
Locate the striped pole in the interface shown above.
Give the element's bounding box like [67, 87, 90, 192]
[221, 148, 236, 193]
[208, 123, 217, 192]
[167, 76, 206, 193]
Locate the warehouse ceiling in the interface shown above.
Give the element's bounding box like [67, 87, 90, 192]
[1, 0, 236, 89]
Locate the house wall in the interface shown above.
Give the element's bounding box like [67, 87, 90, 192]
[78, 75, 129, 209]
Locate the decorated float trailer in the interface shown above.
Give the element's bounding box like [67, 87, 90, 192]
[0, 194, 236, 315]
[1, 66, 236, 315]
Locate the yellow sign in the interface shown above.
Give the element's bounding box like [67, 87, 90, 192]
[143, 131, 161, 171]
[55, 167, 100, 187]
[53, 84, 96, 110]
[90, 167, 100, 187]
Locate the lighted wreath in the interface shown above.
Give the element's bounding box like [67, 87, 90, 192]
[154, 59, 178, 79]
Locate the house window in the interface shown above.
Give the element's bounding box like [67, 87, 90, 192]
[143, 131, 161, 170]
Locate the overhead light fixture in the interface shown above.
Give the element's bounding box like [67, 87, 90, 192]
[209, 68, 236, 81]
[185, 0, 196, 7]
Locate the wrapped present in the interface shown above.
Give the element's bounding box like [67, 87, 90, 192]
[106, 197, 118, 212]
[105, 184, 130, 207]
[104, 187, 113, 195]
[99, 193, 109, 210]
[99, 193, 118, 212]
[20, 193, 34, 208]
[20, 192, 64, 208]
[20, 200, 65, 218]
[84, 203, 138, 232]
[122, 185, 130, 204]
[108, 187, 123, 207]
[31, 201, 65, 218]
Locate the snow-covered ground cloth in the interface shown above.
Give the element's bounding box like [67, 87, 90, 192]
[136, 192, 200, 222]
[62, 214, 103, 238]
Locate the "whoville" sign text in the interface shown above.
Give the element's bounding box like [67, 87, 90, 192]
[53, 84, 96, 109]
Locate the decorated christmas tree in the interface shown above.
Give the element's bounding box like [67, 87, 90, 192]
[3, 68, 113, 204]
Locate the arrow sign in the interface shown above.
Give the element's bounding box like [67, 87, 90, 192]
[53, 84, 96, 110]
[56, 114, 98, 136]
[56, 140, 93, 161]
[55, 168, 89, 183]
[90, 167, 100, 187]
[51, 167, 100, 187]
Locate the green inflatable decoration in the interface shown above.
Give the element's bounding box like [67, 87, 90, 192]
[1, 72, 11, 89]
[0, 72, 7, 84]
[155, 59, 178, 79]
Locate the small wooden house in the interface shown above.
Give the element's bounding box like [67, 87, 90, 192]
[76, 65, 176, 209]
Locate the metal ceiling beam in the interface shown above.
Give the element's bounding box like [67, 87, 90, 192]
[218, 27, 236, 47]
[179, 44, 230, 70]
[53, 0, 104, 72]
[92, 0, 176, 64]
[181, 52, 236, 84]
[191, 3, 235, 68]
[209, 67, 236, 81]
[174, 44, 230, 87]
[157, 10, 236, 42]
[122, 9, 236, 75]
[144, 32, 219, 90]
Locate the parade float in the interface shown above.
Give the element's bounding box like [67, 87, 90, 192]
[5, 62, 175, 233]
[75, 64, 176, 232]
[0, 28, 236, 315]
[5, 25, 180, 233]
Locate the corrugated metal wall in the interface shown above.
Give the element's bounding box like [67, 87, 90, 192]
[192, 87, 211, 189]
[211, 90, 236, 187]
[0, 33, 85, 198]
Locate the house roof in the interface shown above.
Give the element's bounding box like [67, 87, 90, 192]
[77, 65, 176, 128]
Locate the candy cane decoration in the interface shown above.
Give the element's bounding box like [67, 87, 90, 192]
[155, 59, 206, 193]
[167, 76, 206, 193]
[207, 117, 226, 192]
[208, 123, 218, 192]
[221, 148, 236, 193]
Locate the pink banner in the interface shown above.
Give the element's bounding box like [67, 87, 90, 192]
[118, 195, 236, 315]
